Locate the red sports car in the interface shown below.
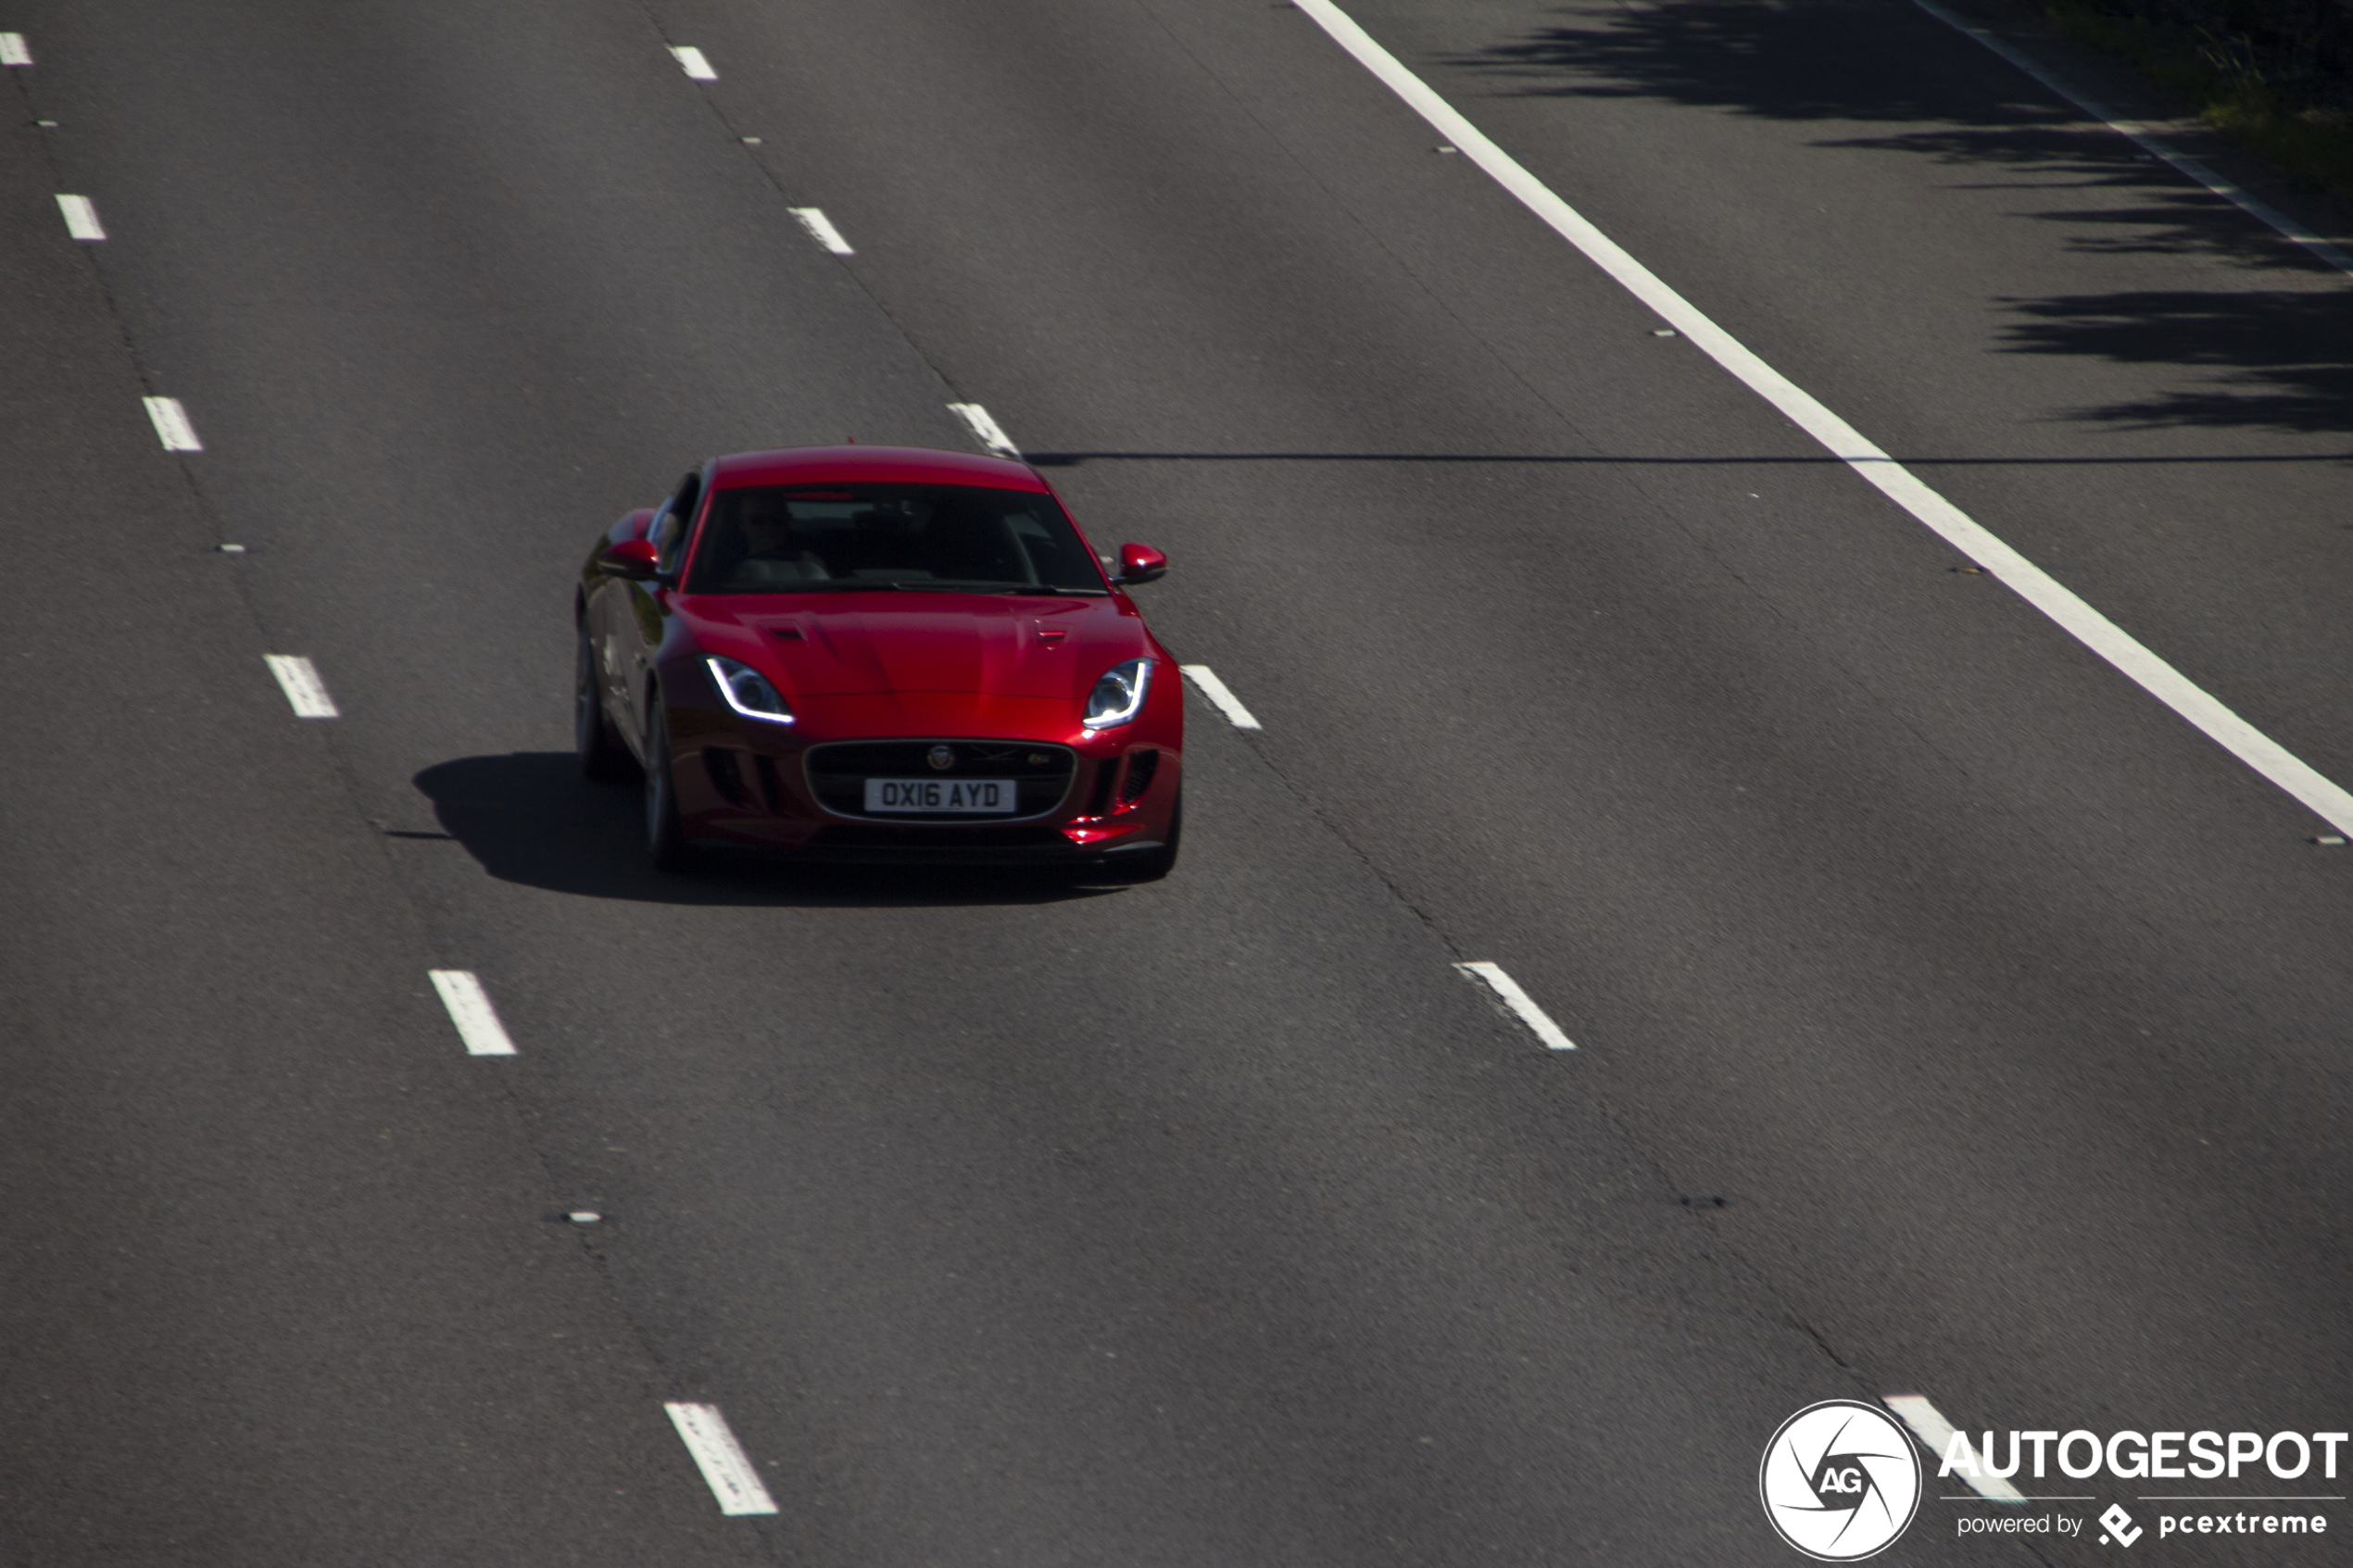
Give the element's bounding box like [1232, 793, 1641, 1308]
[575, 445, 1182, 879]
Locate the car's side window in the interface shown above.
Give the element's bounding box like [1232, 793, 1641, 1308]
[650, 472, 702, 576]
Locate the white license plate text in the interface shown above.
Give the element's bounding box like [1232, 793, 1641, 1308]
[862, 777, 1020, 814]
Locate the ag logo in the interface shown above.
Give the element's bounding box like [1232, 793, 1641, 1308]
[1759, 1400, 1922, 1561]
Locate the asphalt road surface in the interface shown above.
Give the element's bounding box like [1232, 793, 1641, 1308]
[4, 0, 2349, 1562]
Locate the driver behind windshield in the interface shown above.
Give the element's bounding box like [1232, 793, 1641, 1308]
[688, 483, 1104, 594]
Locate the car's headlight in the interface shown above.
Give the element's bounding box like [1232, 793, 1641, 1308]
[705, 656, 795, 724]
[1083, 658, 1152, 730]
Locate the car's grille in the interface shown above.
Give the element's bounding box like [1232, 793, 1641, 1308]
[804, 740, 1076, 821]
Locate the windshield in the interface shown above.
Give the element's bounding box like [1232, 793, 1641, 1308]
[686, 483, 1107, 595]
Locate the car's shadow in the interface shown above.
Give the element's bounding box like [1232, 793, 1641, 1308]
[409, 752, 1120, 908]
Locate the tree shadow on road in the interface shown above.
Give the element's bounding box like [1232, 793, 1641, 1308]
[1998, 288, 2353, 432]
[410, 752, 1117, 908]
[1445, 0, 2304, 262]
[1437, 0, 2353, 433]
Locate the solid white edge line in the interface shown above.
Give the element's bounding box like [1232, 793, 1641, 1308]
[1292, 0, 2353, 838]
[671, 45, 717, 82]
[1883, 1393, 2029, 1503]
[1913, 0, 2353, 275]
[787, 207, 855, 256]
[663, 1402, 779, 1516]
[1454, 961, 1577, 1050]
[263, 654, 338, 719]
[56, 194, 104, 241]
[142, 395, 201, 452]
[0, 33, 29, 67]
[1178, 665, 1264, 730]
[946, 401, 1021, 459]
[427, 970, 518, 1057]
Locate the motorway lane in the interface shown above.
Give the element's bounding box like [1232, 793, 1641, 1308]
[663, 0, 2353, 1417]
[2, 0, 2347, 1564]
[1345, 0, 2353, 785]
[1289, 0, 2353, 1424]
[649, 0, 2353, 1534]
[0, 57, 766, 1568]
[400, 719, 1888, 1563]
[1156, 0, 2353, 1424]
[1, 0, 1949, 1562]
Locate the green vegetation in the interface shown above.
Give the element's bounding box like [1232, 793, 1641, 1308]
[2040, 0, 2353, 197]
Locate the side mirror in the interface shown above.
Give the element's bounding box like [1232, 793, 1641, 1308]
[1113, 543, 1168, 586]
[598, 538, 662, 581]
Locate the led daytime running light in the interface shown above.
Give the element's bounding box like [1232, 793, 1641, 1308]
[1083, 658, 1152, 730]
[705, 656, 795, 724]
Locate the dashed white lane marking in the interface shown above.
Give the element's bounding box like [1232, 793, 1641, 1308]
[1454, 961, 1576, 1051]
[428, 971, 517, 1057]
[788, 207, 854, 256]
[56, 194, 104, 241]
[1179, 665, 1263, 730]
[0, 33, 30, 66]
[664, 1403, 778, 1516]
[1914, 0, 2353, 276]
[264, 654, 338, 719]
[947, 401, 1020, 459]
[1294, 0, 2353, 838]
[1883, 1394, 2028, 1503]
[142, 395, 200, 452]
[671, 45, 716, 82]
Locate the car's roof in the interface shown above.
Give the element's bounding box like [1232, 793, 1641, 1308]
[710, 445, 1046, 492]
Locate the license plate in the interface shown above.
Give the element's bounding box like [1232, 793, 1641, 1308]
[862, 777, 1020, 815]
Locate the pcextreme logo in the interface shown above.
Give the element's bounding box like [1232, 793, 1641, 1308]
[1760, 1400, 1924, 1561]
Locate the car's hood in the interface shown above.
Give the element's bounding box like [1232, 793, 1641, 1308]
[691, 593, 1151, 700]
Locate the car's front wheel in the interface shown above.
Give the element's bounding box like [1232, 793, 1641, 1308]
[575, 627, 632, 782]
[644, 697, 693, 872]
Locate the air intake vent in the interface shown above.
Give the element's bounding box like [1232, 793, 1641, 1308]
[1118, 749, 1158, 803]
[703, 746, 747, 806]
[753, 754, 782, 813]
[1086, 758, 1120, 817]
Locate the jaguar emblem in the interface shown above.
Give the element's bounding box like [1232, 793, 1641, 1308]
[926, 745, 955, 771]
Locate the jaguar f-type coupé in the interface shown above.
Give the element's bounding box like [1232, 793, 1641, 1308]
[575, 445, 1182, 879]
